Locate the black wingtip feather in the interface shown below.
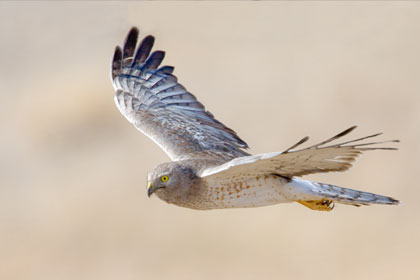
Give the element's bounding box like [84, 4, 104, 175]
[111, 46, 122, 80]
[132, 35, 155, 66]
[308, 126, 358, 149]
[123, 27, 139, 59]
[334, 126, 358, 139]
[146, 50, 165, 70]
[158, 65, 175, 74]
[284, 136, 310, 153]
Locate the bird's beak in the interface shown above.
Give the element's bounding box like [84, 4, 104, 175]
[147, 182, 154, 198]
[147, 182, 165, 198]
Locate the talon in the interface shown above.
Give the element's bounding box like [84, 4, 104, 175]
[298, 200, 335, 211]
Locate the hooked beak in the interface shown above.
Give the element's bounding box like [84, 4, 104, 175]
[147, 182, 154, 198]
[147, 182, 165, 198]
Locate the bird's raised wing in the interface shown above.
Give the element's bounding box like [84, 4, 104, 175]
[201, 126, 399, 182]
[111, 27, 249, 161]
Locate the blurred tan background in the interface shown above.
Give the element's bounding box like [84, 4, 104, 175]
[1, 2, 419, 280]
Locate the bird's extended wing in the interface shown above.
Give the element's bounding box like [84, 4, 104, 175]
[201, 126, 399, 182]
[111, 27, 249, 161]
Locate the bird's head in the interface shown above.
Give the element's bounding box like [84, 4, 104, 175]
[147, 162, 199, 202]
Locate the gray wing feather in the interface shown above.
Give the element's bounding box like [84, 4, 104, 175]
[201, 126, 399, 181]
[111, 27, 249, 161]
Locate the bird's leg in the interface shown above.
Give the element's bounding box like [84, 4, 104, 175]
[297, 200, 335, 211]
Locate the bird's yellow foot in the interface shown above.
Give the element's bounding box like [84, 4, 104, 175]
[298, 200, 335, 211]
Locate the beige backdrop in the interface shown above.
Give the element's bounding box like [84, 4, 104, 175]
[1, 2, 419, 280]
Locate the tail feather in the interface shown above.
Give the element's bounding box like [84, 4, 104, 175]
[310, 182, 399, 206]
[288, 178, 399, 210]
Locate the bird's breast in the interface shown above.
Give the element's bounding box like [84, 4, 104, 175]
[202, 175, 291, 209]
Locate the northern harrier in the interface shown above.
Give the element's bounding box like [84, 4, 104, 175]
[111, 27, 399, 211]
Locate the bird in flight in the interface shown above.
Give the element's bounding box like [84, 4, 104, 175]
[111, 27, 399, 211]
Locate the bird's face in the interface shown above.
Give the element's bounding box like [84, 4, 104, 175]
[147, 162, 198, 200]
[147, 164, 178, 197]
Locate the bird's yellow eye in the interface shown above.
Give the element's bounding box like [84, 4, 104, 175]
[161, 175, 169, 182]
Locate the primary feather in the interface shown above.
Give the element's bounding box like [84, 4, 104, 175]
[201, 126, 399, 181]
[112, 27, 248, 161]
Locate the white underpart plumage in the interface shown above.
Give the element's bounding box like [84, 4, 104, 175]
[203, 175, 322, 209]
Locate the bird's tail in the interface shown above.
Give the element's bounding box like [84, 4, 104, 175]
[287, 178, 399, 211]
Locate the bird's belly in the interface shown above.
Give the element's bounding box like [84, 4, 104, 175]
[205, 175, 291, 209]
